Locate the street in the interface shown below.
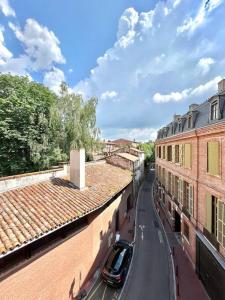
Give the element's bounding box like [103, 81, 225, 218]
[86, 170, 172, 300]
[121, 170, 171, 300]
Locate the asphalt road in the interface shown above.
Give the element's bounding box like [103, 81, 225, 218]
[86, 276, 121, 300]
[121, 170, 171, 300]
[86, 170, 171, 300]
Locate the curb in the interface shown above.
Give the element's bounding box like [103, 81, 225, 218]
[118, 180, 144, 300]
[151, 179, 177, 300]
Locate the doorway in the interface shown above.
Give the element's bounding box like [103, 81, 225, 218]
[174, 211, 181, 232]
[115, 210, 120, 232]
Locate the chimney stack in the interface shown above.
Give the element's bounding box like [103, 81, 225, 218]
[218, 79, 225, 93]
[189, 104, 199, 112]
[70, 149, 85, 190]
[173, 114, 181, 122]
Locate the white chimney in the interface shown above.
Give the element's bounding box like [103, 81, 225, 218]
[70, 149, 85, 190]
[218, 79, 225, 93]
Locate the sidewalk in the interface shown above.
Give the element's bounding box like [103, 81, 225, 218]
[156, 202, 209, 300]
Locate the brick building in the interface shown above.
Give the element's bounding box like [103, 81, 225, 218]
[0, 149, 136, 300]
[155, 79, 225, 300]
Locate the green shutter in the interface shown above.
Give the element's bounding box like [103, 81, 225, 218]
[172, 145, 175, 163]
[179, 144, 183, 165]
[217, 201, 223, 245]
[188, 185, 194, 216]
[184, 144, 192, 168]
[207, 141, 220, 176]
[178, 179, 183, 205]
[206, 193, 212, 233]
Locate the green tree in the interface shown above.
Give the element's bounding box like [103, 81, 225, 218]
[0, 74, 58, 176]
[138, 142, 155, 164]
[54, 83, 100, 161]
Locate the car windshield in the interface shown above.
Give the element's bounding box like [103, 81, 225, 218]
[106, 246, 127, 272]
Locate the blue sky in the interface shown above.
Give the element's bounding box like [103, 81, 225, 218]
[0, 0, 225, 141]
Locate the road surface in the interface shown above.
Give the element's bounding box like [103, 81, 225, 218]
[86, 170, 172, 300]
[121, 170, 171, 300]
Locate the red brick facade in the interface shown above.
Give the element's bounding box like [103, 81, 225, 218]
[0, 183, 133, 300]
[155, 120, 225, 299]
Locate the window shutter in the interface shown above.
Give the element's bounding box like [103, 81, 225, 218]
[165, 145, 168, 161]
[207, 141, 219, 176]
[178, 179, 183, 205]
[172, 145, 175, 163]
[188, 185, 194, 216]
[184, 144, 192, 168]
[206, 193, 212, 233]
[179, 144, 183, 165]
[217, 200, 224, 245]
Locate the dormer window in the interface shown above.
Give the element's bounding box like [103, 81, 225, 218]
[178, 121, 182, 132]
[187, 115, 192, 128]
[211, 101, 219, 120]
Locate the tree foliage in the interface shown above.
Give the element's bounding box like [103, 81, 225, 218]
[138, 142, 155, 164]
[0, 74, 99, 176]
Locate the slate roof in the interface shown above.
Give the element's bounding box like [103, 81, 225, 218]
[157, 90, 225, 140]
[0, 163, 132, 256]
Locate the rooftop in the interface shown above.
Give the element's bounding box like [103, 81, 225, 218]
[0, 162, 132, 256]
[117, 153, 139, 162]
[157, 81, 225, 140]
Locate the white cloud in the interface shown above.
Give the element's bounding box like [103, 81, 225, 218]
[173, 0, 182, 8]
[73, 0, 225, 139]
[43, 67, 65, 94]
[0, 25, 12, 61]
[102, 127, 158, 142]
[0, 0, 15, 17]
[101, 90, 118, 100]
[190, 75, 221, 96]
[177, 0, 223, 35]
[153, 90, 190, 103]
[197, 57, 215, 74]
[153, 76, 222, 103]
[9, 19, 65, 70]
[116, 8, 139, 48]
[68, 68, 73, 73]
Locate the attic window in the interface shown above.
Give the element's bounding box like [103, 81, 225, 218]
[187, 115, 192, 128]
[211, 101, 219, 120]
[178, 120, 182, 132]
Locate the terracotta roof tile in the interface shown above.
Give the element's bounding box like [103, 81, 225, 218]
[0, 163, 132, 256]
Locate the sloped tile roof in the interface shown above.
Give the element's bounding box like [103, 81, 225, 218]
[0, 163, 132, 256]
[117, 153, 138, 162]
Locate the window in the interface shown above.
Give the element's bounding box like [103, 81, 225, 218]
[178, 122, 182, 132]
[207, 141, 220, 176]
[167, 145, 172, 161]
[178, 179, 183, 205]
[174, 176, 179, 200]
[187, 115, 192, 128]
[158, 146, 162, 158]
[163, 146, 165, 159]
[168, 172, 172, 195]
[183, 181, 194, 216]
[175, 145, 179, 163]
[183, 222, 189, 241]
[206, 194, 217, 237]
[211, 101, 219, 120]
[184, 143, 192, 168]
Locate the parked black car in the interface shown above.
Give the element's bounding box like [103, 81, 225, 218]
[101, 240, 133, 287]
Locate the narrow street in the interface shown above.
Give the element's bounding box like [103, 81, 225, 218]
[121, 170, 172, 300]
[86, 170, 172, 300]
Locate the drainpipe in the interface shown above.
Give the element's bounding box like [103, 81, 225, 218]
[195, 130, 199, 232]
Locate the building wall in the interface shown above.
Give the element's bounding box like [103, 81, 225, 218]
[0, 184, 132, 300]
[106, 155, 133, 171]
[155, 123, 225, 268]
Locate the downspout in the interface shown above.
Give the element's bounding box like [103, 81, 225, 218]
[195, 129, 199, 233]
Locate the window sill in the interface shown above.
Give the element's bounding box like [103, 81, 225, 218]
[206, 172, 221, 179]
